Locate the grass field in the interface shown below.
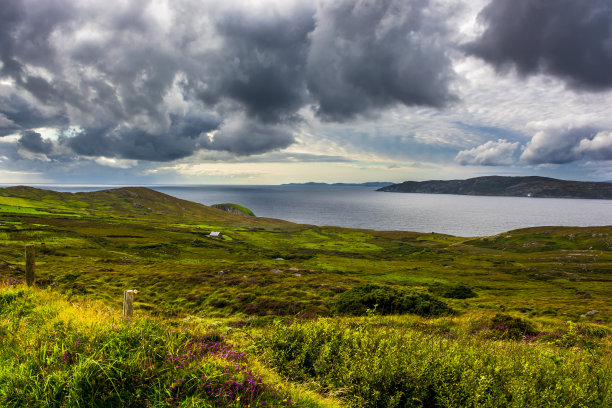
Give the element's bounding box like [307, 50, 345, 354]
[0, 186, 610, 407]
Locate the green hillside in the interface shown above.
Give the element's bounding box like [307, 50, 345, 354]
[0, 186, 271, 225]
[0, 186, 610, 407]
[212, 203, 256, 216]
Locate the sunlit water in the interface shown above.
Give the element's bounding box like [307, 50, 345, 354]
[38, 184, 612, 237]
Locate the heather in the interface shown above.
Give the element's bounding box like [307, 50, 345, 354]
[258, 317, 611, 407]
[0, 186, 611, 407]
[0, 286, 312, 407]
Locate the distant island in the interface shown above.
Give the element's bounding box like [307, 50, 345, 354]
[283, 181, 394, 188]
[377, 176, 612, 199]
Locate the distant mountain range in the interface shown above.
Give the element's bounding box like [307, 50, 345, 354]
[283, 182, 394, 188]
[377, 176, 612, 199]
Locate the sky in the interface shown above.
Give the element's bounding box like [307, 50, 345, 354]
[1, 0, 612, 185]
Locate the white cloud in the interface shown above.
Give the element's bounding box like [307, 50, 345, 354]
[93, 157, 138, 168]
[455, 139, 519, 166]
[576, 131, 612, 161]
[520, 127, 612, 165]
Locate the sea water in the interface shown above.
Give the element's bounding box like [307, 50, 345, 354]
[42, 184, 612, 237]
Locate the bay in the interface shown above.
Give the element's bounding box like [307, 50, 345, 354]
[43, 184, 612, 237]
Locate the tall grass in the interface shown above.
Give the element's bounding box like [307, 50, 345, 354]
[0, 284, 308, 407]
[258, 317, 611, 407]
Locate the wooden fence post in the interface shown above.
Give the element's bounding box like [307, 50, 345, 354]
[123, 290, 136, 320]
[25, 244, 35, 286]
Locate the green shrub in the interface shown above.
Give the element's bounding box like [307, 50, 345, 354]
[489, 313, 537, 340]
[334, 284, 452, 317]
[260, 318, 611, 408]
[429, 283, 477, 299]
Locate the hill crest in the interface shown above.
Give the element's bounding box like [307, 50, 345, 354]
[0, 186, 279, 226]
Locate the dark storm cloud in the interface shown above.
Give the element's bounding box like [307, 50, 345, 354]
[64, 114, 221, 161]
[18, 130, 53, 154]
[0, 0, 77, 101]
[206, 119, 295, 155]
[0, 0, 25, 79]
[7, 0, 76, 72]
[0, 0, 457, 162]
[188, 0, 457, 124]
[0, 94, 68, 136]
[306, 0, 457, 121]
[0, 0, 209, 160]
[466, 0, 612, 91]
[190, 3, 316, 124]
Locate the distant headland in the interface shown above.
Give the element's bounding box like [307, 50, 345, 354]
[282, 182, 394, 188]
[377, 176, 612, 199]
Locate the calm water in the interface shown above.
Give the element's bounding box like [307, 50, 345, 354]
[42, 184, 612, 237]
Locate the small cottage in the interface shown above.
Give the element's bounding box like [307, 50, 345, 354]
[209, 231, 223, 239]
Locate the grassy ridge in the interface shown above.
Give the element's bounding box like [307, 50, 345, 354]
[0, 186, 611, 406]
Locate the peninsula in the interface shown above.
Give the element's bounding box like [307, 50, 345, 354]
[378, 176, 612, 199]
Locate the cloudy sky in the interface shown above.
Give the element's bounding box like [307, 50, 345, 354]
[1, 0, 611, 185]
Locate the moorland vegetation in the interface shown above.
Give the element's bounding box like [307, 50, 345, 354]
[0, 186, 610, 407]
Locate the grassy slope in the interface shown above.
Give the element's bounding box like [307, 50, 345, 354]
[0, 284, 338, 407]
[212, 203, 256, 217]
[0, 186, 611, 407]
[0, 186, 609, 321]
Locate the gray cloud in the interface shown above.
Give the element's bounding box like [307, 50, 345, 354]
[0, 0, 78, 104]
[207, 118, 295, 155]
[0, 1, 28, 79]
[455, 139, 519, 166]
[307, 0, 457, 121]
[520, 127, 612, 164]
[63, 114, 220, 161]
[466, 0, 612, 91]
[0, 94, 68, 136]
[0, 0, 459, 163]
[192, 2, 315, 124]
[18, 130, 53, 154]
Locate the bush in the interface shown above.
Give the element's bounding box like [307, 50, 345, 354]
[334, 284, 452, 317]
[429, 283, 477, 299]
[489, 313, 537, 340]
[260, 319, 611, 408]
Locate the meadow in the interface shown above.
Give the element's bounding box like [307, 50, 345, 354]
[0, 186, 610, 407]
